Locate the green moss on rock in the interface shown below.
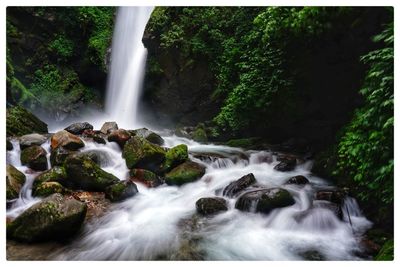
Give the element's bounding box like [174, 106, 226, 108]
[130, 168, 163, 187]
[6, 106, 48, 137]
[6, 164, 26, 200]
[165, 161, 206, 186]
[33, 181, 67, 197]
[192, 127, 207, 143]
[32, 167, 68, 194]
[105, 180, 138, 202]
[20, 145, 48, 171]
[163, 144, 188, 172]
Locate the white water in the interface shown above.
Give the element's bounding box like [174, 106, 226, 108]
[104, 6, 154, 129]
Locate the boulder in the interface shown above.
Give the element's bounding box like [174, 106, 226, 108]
[64, 122, 93, 135]
[6, 164, 26, 200]
[51, 130, 84, 151]
[64, 154, 119, 191]
[7, 193, 87, 242]
[129, 128, 164, 145]
[196, 197, 228, 216]
[235, 188, 295, 214]
[165, 161, 206, 186]
[315, 189, 345, 205]
[192, 127, 207, 142]
[33, 181, 67, 197]
[80, 150, 110, 166]
[50, 146, 76, 166]
[7, 139, 13, 150]
[107, 129, 131, 148]
[93, 134, 107, 144]
[32, 167, 68, 193]
[222, 173, 256, 198]
[285, 175, 309, 185]
[274, 156, 296, 172]
[163, 144, 188, 172]
[105, 180, 138, 202]
[19, 133, 47, 150]
[20, 145, 48, 171]
[6, 106, 48, 137]
[122, 136, 166, 172]
[130, 168, 163, 188]
[100, 121, 118, 134]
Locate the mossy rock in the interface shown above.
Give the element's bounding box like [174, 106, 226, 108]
[6, 106, 48, 137]
[20, 145, 48, 171]
[162, 144, 188, 172]
[33, 181, 67, 197]
[32, 167, 68, 193]
[375, 239, 394, 260]
[235, 188, 295, 214]
[130, 168, 163, 187]
[64, 154, 119, 191]
[165, 161, 206, 186]
[6, 164, 26, 200]
[50, 146, 76, 166]
[192, 127, 207, 142]
[7, 193, 87, 242]
[105, 180, 138, 202]
[196, 197, 228, 216]
[129, 128, 164, 145]
[122, 136, 166, 173]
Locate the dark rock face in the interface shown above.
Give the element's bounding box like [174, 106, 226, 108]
[315, 189, 345, 205]
[64, 154, 119, 191]
[50, 146, 76, 166]
[165, 161, 206, 186]
[7, 139, 13, 150]
[51, 130, 85, 151]
[6, 164, 26, 200]
[7, 193, 87, 242]
[100, 121, 118, 134]
[105, 180, 138, 202]
[130, 168, 163, 188]
[6, 106, 48, 137]
[196, 197, 228, 216]
[274, 156, 297, 172]
[129, 128, 164, 145]
[107, 129, 131, 148]
[235, 188, 295, 214]
[19, 133, 48, 150]
[286, 175, 309, 185]
[20, 145, 48, 171]
[223, 173, 256, 198]
[64, 122, 93, 135]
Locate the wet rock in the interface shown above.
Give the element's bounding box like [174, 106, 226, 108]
[7, 139, 13, 150]
[162, 144, 188, 172]
[165, 161, 206, 186]
[130, 168, 163, 188]
[7, 193, 87, 242]
[285, 175, 309, 185]
[93, 134, 107, 144]
[223, 173, 256, 198]
[80, 150, 110, 166]
[6, 106, 48, 137]
[20, 145, 48, 171]
[358, 237, 381, 257]
[130, 128, 164, 145]
[64, 122, 93, 135]
[274, 156, 296, 172]
[64, 154, 119, 191]
[107, 129, 131, 148]
[122, 136, 166, 172]
[68, 191, 111, 221]
[315, 189, 345, 205]
[6, 164, 26, 200]
[100, 121, 118, 134]
[32, 166, 69, 192]
[50, 146, 76, 166]
[196, 197, 228, 216]
[51, 130, 84, 151]
[19, 133, 48, 150]
[105, 180, 138, 202]
[299, 250, 325, 260]
[235, 188, 295, 214]
[33, 181, 67, 197]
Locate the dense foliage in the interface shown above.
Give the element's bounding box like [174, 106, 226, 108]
[335, 23, 393, 220]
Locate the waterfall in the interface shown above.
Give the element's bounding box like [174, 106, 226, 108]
[105, 7, 154, 129]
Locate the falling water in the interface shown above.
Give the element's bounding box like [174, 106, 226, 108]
[105, 7, 154, 129]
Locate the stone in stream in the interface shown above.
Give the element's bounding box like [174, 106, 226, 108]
[122, 135, 166, 173]
[33, 181, 67, 197]
[165, 161, 206, 186]
[19, 133, 48, 150]
[196, 197, 228, 216]
[107, 129, 131, 148]
[6, 105, 48, 137]
[162, 144, 188, 172]
[222, 173, 256, 198]
[64, 154, 119, 191]
[6, 164, 26, 200]
[129, 127, 164, 145]
[100, 121, 118, 134]
[285, 175, 309, 185]
[315, 189, 345, 205]
[7, 193, 87, 242]
[64, 122, 93, 135]
[313, 200, 343, 220]
[235, 188, 295, 214]
[105, 180, 139, 202]
[32, 166, 69, 193]
[50, 146, 76, 166]
[274, 155, 297, 172]
[51, 130, 85, 151]
[130, 168, 163, 188]
[20, 145, 48, 171]
[7, 139, 13, 150]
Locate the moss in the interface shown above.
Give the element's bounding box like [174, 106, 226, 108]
[130, 169, 163, 187]
[20, 145, 48, 171]
[165, 161, 206, 186]
[192, 127, 207, 143]
[105, 181, 138, 202]
[33, 182, 66, 197]
[375, 239, 394, 261]
[6, 106, 48, 137]
[6, 164, 26, 200]
[163, 144, 188, 172]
